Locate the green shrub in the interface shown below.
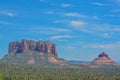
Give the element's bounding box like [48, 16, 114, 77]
[0, 73, 3, 80]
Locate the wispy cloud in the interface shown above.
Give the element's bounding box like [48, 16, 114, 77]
[0, 21, 15, 25]
[53, 20, 66, 23]
[92, 2, 105, 6]
[84, 41, 120, 49]
[116, 0, 120, 3]
[70, 20, 120, 38]
[93, 24, 120, 38]
[92, 16, 99, 20]
[51, 35, 73, 40]
[112, 9, 120, 13]
[60, 12, 100, 20]
[90, 24, 120, 38]
[61, 3, 72, 7]
[70, 21, 86, 27]
[92, 24, 120, 32]
[60, 45, 77, 50]
[40, 0, 45, 2]
[101, 33, 112, 39]
[63, 12, 87, 18]
[0, 11, 14, 17]
[28, 26, 71, 35]
[45, 11, 54, 14]
[7, 12, 14, 16]
[104, 14, 116, 17]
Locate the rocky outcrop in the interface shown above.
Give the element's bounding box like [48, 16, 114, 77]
[8, 39, 57, 56]
[92, 52, 116, 64]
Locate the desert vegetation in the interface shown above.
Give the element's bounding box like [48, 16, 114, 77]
[0, 63, 120, 80]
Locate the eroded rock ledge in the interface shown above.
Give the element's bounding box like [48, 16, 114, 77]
[8, 39, 57, 56]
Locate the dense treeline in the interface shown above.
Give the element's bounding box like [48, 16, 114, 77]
[0, 63, 120, 80]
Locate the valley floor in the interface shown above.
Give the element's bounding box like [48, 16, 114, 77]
[0, 64, 120, 80]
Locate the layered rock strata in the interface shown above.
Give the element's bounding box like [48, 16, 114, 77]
[92, 52, 116, 64]
[8, 39, 57, 56]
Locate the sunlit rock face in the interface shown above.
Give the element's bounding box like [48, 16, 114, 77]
[1, 39, 67, 66]
[92, 52, 116, 64]
[8, 39, 57, 56]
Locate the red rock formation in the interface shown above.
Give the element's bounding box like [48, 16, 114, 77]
[20, 39, 29, 52]
[51, 44, 57, 56]
[8, 39, 58, 56]
[92, 52, 116, 64]
[9, 41, 20, 55]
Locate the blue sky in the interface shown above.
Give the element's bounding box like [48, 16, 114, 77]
[0, 0, 120, 62]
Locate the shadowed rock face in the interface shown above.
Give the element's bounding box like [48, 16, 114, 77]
[8, 39, 57, 56]
[92, 52, 116, 64]
[98, 53, 109, 59]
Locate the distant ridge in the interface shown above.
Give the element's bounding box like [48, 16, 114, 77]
[92, 52, 116, 65]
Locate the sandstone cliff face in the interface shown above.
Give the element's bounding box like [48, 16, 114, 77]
[92, 52, 116, 64]
[8, 39, 57, 56]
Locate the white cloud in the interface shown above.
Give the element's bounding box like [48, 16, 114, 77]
[84, 41, 120, 49]
[70, 21, 86, 27]
[0, 21, 15, 25]
[93, 24, 120, 32]
[112, 9, 120, 13]
[28, 26, 71, 35]
[53, 20, 66, 23]
[7, 12, 14, 17]
[0, 11, 14, 17]
[61, 3, 72, 7]
[101, 33, 112, 39]
[104, 14, 115, 17]
[51, 35, 73, 40]
[70, 20, 120, 38]
[89, 24, 120, 38]
[92, 2, 104, 6]
[45, 11, 54, 14]
[92, 16, 99, 20]
[61, 45, 77, 49]
[84, 45, 106, 49]
[63, 12, 87, 18]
